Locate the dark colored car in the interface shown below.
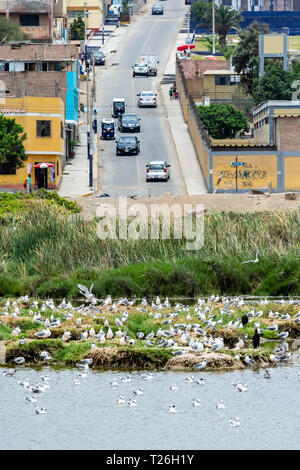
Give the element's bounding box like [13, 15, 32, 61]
[118, 114, 141, 132]
[93, 51, 105, 65]
[116, 136, 140, 156]
[152, 5, 164, 14]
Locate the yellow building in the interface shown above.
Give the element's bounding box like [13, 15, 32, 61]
[202, 70, 243, 102]
[66, 0, 103, 32]
[0, 96, 65, 191]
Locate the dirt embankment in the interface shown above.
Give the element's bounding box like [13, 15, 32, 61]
[70, 193, 300, 221]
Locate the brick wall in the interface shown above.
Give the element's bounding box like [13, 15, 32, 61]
[277, 116, 300, 150]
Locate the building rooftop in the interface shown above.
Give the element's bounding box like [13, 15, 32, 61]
[0, 43, 78, 61]
[203, 69, 238, 75]
[253, 100, 300, 115]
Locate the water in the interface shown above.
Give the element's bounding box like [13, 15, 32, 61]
[1, 365, 300, 450]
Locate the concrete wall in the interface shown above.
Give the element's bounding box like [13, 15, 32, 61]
[277, 116, 300, 150]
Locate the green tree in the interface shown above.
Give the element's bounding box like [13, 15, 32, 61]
[197, 103, 249, 139]
[232, 21, 271, 99]
[0, 18, 28, 43]
[70, 16, 85, 41]
[0, 115, 27, 172]
[254, 64, 294, 105]
[192, 1, 241, 45]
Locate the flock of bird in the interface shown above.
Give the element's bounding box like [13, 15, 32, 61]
[1, 288, 300, 373]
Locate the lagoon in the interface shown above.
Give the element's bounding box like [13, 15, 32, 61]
[1, 365, 300, 450]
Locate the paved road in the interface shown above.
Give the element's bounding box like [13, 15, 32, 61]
[95, 0, 188, 197]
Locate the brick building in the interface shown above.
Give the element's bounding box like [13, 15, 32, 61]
[0, 0, 54, 42]
[0, 43, 80, 165]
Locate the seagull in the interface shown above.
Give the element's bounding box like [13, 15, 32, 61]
[35, 406, 47, 415]
[118, 395, 126, 405]
[170, 384, 178, 391]
[192, 399, 201, 407]
[39, 351, 52, 361]
[235, 338, 244, 350]
[3, 368, 16, 377]
[25, 396, 37, 404]
[277, 331, 289, 340]
[34, 327, 51, 339]
[245, 354, 254, 366]
[216, 400, 225, 409]
[111, 379, 118, 387]
[62, 331, 71, 342]
[195, 360, 207, 370]
[169, 404, 177, 413]
[106, 327, 114, 339]
[14, 357, 25, 365]
[263, 369, 271, 378]
[241, 251, 259, 264]
[18, 337, 26, 345]
[229, 417, 240, 427]
[73, 379, 80, 385]
[267, 324, 278, 332]
[78, 283, 95, 302]
[128, 399, 137, 407]
[185, 375, 195, 383]
[133, 388, 143, 396]
[12, 326, 21, 337]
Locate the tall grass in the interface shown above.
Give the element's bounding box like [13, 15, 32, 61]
[0, 204, 299, 296]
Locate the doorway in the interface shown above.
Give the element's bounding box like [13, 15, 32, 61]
[35, 168, 48, 189]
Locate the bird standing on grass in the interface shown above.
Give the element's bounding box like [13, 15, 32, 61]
[252, 329, 260, 349]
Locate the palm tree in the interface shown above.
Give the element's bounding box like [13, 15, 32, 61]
[192, 1, 242, 46]
[214, 4, 242, 45]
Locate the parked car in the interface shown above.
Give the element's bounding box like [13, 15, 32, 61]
[93, 51, 105, 65]
[118, 114, 141, 132]
[146, 161, 170, 181]
[116, 136, 140, 156]
[152, 5, 164, 14]
[132, 63, 149, 77]
[137, 91, 157, 107]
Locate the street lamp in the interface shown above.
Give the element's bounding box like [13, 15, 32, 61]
[212, 0, 215, 55]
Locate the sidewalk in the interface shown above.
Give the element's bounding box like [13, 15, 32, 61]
[159, 29, 207, 195]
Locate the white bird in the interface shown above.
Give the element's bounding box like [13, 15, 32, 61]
[79, 330, 88, 340]
[119, 336, 126, 346]
[62, 330, 71, 342]
[241, 250, 259, 264]
[12, 326, 21, 337]
[76, 317, 83, 326]
[195, 360, 207, 370]
[34, 327, 51, 339]
[106, 327, 113, 339]
[128, 399, 137, 407]
[35, 406, 47, 415]
[244, 354, 254, 366]
[264, 369, 271, 378]
[14, 357, 25, 365]
[169, 404, 177, 413]
[78, 283, 95, 302]
[118, 395, 126, 405]
[170, 384, 178, 391]
[73, 379, 80, 385]
[235, 338, 244, 350]
[89, 326, 96, 337]
[3, 369, 16, 377]
[133, 388, 143, 396]
[39, 351, 52, 361]
[277, 331, 289, 340]
[216, 400, 225, 409]
[111, 379, 118, 387]
[192, 399, 201, 407]
[25, 396, 37, 404]
[229, 417, 240, 427]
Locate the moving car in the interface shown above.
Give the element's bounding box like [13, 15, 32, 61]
[116, 136, 140, 156]
[152, 5, 164, 14]
[132, 63, 149, 77]
[93, 51, 105, 65]
[137, 91, 157, 107]
[146, 161, 170, 181]
[118, 114, 141, 132]
[112, 98, 126, 117]
[101, 119, 115, 140]
[137, 55, 159, 76]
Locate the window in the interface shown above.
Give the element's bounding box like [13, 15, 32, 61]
[57, 161, 59, 176]
[61, 122, 64, 139]
[37, 121, 51, 137]
[0, 164, 16, 175]
[215, 75, 240, 86]
[19, 15, 39, 27]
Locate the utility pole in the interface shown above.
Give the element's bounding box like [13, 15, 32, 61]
[187, 4, 191, 57]
[84, 1, 87, 49]
[212, 0, 215, 55]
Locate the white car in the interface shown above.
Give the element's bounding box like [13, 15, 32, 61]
[132, 63, 149, 77]
[146, 161, 170, 182]
[137, 91, 157, 107]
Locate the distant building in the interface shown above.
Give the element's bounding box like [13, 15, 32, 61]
[66, 0, 104, 33]
[0, 96, 65, 191]
[0, 43, 80, 164]
[53, 0, 67, 41]
[0, 0, 54, 42]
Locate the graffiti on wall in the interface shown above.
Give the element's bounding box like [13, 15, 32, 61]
[215, 161, 271, 189]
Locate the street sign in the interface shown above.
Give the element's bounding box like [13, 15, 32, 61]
[230, 161, 245, 166]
